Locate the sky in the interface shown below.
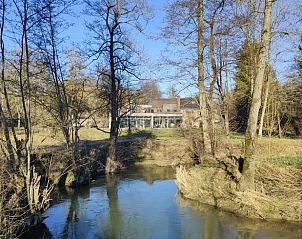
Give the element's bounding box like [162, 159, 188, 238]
[66, 0, 167, 60]
[64, 0, 301, 97]
[64, 0, 176, 96]
[4, 0, 302, 97]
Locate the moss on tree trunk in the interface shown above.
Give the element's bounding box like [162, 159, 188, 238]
[239, 0, 274, 191]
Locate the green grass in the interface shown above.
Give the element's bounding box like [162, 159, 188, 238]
[259, 156, 302, 167]
[145, 128, 183, 139]
[230, 132, 245, 140]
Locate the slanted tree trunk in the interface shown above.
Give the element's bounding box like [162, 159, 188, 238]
[258, 72, 270, 137]
[49, 6, 71, 148]
[239, 0, 274, 191]
[198, 0, 211, 156]
[258, 41, 272, 137]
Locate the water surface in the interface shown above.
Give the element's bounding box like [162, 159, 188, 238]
[24, 166, 301, 239]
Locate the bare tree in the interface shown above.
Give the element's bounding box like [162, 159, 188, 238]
[0, 0, 54, 236]
[0, 0, 17, 170]
[141, 80, 161, 103]
[32, 0, 74, 148]
[84, 0, 148, 173]
[239, 0, 274, 191]
[162, 0, 240, 157]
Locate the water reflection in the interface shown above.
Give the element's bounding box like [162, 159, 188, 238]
[105, 175, 122, 239]
[61, 186, 90, 238]
[177, 195, 302, 239]
[22, 165, 301, 239]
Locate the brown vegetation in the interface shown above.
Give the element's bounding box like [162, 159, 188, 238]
[176, 160, 302, 221]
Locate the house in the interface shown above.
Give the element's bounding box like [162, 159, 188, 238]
[119, 97, 201, 129]
[120, 97, 182, 128]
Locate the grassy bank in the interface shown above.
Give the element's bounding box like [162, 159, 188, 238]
[176, 161, 302, 221]
[27, 127, 302, 166]
[173, 131, 302, 221]
[134, 128, 302, 167]
[228, 133, 302, 162]
[133, 128, 193, 166]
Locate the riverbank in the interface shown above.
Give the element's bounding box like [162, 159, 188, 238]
[174, 131, 302, 221]
[176, 161, 302, 221]
[21, 165, 302, 239]
[16, 128, 302, 238]
[30, 128, 302, 221]
[33, 130, 154, 187]
[130, 129, 302, 221]
[134, 129, 193, 167]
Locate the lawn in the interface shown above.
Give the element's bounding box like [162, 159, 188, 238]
[13, 127, 302, 166]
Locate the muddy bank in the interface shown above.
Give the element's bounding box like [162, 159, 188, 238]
[176, 160, 302, 221]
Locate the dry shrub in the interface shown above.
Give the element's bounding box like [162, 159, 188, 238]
[0, 150, 56, 238]
[255, 163, 302, 220]
[0, 171, 28, 239]
[256, 163, 302, 199]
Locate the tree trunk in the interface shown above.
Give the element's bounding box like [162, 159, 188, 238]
[127, 115, 131, 135]
[0, 1, 19, 168]
[239, 0, 274, 191]
[218, 38, 230, 144]
[258, 70, 270, 137]
[48, 3, 71, 148]
[17, 109, 21, 129]
[224, 71, 230, 143]
[223, 98, 230, 142]
[277, 111, 282, 138]
[198, 0, 211, 156]
[258, 41, 272, 137]
[23, 0, 36, 213]
[208, 18, 218, 156]
[106, 30, 121, 174]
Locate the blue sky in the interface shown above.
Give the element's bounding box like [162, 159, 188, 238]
[5, 0, 302, 97]
[64, 0, 177, 96]
[66, 0, 167, 60]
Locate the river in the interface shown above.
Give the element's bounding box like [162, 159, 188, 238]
[23, 165, 301, 239]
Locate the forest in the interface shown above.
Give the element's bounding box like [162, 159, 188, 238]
[0, 0, 301, 238]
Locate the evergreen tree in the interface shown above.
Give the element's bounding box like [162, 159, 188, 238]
[231, 40, 259, 132]
[280, 36, 302, 136]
